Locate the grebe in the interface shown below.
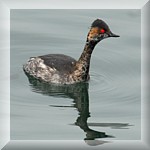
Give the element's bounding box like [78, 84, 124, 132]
[23, 19, 119, 84]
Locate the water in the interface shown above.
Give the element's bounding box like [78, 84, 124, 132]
[10, 10, 141, 143]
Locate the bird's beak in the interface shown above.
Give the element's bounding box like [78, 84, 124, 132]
[108, 31, 120, 37]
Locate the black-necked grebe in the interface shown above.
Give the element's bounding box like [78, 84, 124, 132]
[23, 19, 119, 84]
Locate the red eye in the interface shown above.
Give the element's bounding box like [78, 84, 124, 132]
[100, 29, 105, 33]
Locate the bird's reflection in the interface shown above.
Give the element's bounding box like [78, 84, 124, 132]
[25, 74, 130, 146]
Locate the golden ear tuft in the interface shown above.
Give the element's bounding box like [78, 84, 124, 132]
[88, 27, 99, 40]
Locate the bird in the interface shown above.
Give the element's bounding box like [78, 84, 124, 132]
[23, 19, 120, 84]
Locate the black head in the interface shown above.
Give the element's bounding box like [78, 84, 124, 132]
[87, 19, 120, 43]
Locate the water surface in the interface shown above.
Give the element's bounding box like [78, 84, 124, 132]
[10, 10, 141, 143]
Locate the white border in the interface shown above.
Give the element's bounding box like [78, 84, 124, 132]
[2, 0, 150, 9]
[0, 0, 149, 149]
[0, 0, 10, 149]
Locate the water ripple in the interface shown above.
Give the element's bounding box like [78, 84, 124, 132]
[90, 71, 117, 94]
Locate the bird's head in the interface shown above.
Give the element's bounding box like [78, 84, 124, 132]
[87, 19, 120, 44]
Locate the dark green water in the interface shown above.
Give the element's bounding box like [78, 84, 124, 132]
[10, 10, 141, 142]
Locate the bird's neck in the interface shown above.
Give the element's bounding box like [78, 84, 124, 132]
[78, 41, 96, 62]
[72, 41, 97, 81]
